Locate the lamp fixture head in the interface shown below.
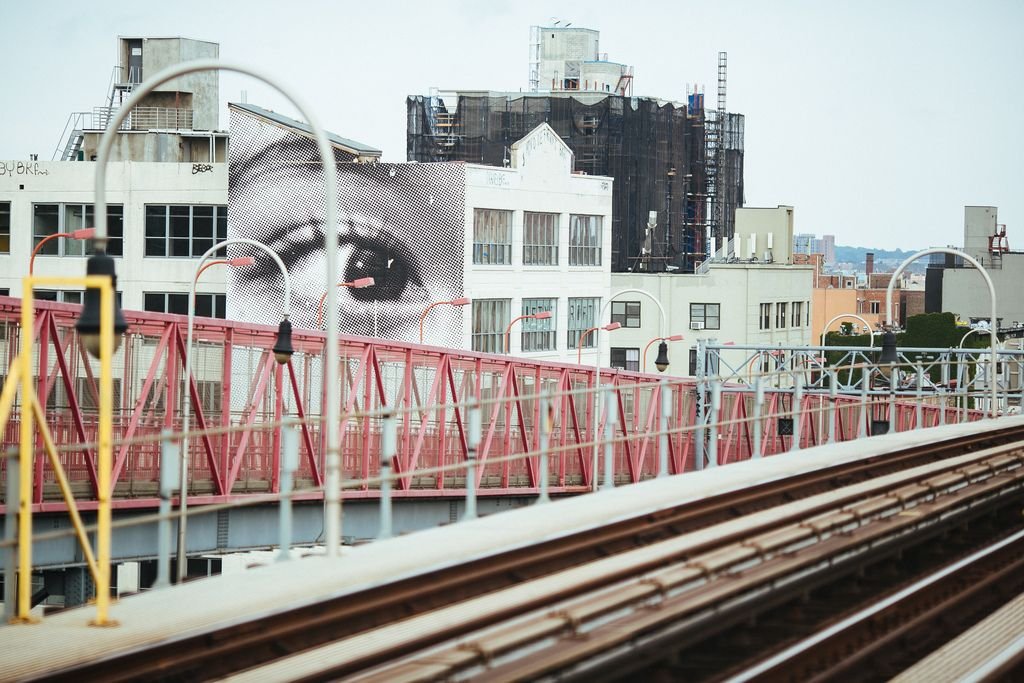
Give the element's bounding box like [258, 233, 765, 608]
[603, 322, 622, 331]
[877, 329, 899, 379]
[350, 277, 375, 289]
[450, 297, 471, 306]
[75, 251, 128, 358]
[655, 341, 670, 372]
[533, 311, 553, 320]
[272, 318, 295, 365]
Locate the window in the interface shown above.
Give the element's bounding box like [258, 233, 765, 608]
[610, 347, 640, 372]
[523, 212, 558, 265]
[35, 290, 83, 305]
[776, 302, 788, 329]
[0, 289, 9, 296]
[569, 214, 602, 266]
[471, 298, 510, 353]
[567, 297, 600, 349]
[521, 298, 556, 352]
[870, 301, 880, 314]
[611, 301, 641, 328]
[145, 205, 228, 257]
[0, 202, 9, 253]
[792, 301, 803, 328]
[690, 303, 721, 330]
[805, 301, 810, 327]
[144, 292, 227, 319]
[472, 208, 512, 265]
[760, 303, 771, 330]
[32, 204, 124, 256]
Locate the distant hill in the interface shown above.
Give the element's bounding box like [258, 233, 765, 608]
[833, 245, 928, 272]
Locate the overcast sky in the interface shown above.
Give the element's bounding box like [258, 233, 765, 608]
[2, 1, 1021, 251]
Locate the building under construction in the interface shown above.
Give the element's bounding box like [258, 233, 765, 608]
[407, 26, 744, 273]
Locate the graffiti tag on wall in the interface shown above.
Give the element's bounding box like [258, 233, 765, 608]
[0, 162, 50, 177]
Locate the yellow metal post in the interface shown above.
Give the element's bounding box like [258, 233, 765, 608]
[16, 279, 35, 623]
[11, 275, 117, 625]
[92, 280, 115, 626]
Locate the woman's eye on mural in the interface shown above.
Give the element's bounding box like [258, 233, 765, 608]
[228, 107, 464, 346]
[342, 243, 419, 302]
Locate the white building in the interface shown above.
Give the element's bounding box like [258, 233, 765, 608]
[1, 36, 230, 314]
[608, 204, 814, 375]
[529, 25, 632, 95]
[464, 124, 613, 364]
[0, 160, 226, 313]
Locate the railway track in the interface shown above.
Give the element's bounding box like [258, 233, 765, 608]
[38, 423, 1024, 682]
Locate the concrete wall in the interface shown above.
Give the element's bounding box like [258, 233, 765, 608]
[82, 132, 227, 163]
[942, 253, 1024, 327]
[0, 159, 227, 310]
[125, 37, 220, 130]
[538, 27, 600, 89]
[964, 205, 998, 263]
[611, 262, 814, 375]
[813, 287, 860, 343]
[464, 123, 613, 364]
[734, 205, 795, 265]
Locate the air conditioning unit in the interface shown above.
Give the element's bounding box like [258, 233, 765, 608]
[690, 321, 705, 330]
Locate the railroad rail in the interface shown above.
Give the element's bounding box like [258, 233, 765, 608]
[13, 420, 1024, 682]
[239, 437, 1024, 681]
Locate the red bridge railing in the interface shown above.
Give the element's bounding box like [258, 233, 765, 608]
[0, 297, 979, 512]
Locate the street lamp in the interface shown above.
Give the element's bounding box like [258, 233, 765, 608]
[820, 313, 876, 348]
[177, 239, 293, 582]
[505, 310, 553, 353]
[886, 248, 998, 417]
[93, 58, 348, 557]
[75, 250, 129, 357]
[30, 228, 96, 275]
[643, 334, 684, 373]
[419, 296, 470, 344]
[315, 277, 375, 329]
[577, 322, 622, 364]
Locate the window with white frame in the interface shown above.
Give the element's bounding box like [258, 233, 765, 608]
[521, 298, 556, 352]
[568, 297, 600, 349]
[32, 203, 124, 256]
[792, 301, 803, 328]
[0, 202, 9, 253]
[760, 303, 771, 330]
[610, 347, 640, 372]
[690, 303, 721, 330]
[523, 212, 558, 265]
[471, 298, 510, 353]
[776, 302, 788, 328]
[144, 292, 227, 319]
[472, 208, 512, 265]
[569, 214, 602, 266]
[35, 290, 83, 305]
[611, 301, 641, 328]
[870, 300, 880, 314]
[144, 205, 228, 257]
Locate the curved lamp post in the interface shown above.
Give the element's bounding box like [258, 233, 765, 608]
[315, 277, 376, 328]
[419, 296, 470, 344]
[505, 310, 553, 353]
[91, 60, 348, 559]
[643, 334, 684, 373]
[30, 228, 96, 275]
[178, 239, 292, 581]
[820, 313, 876, 348]
[886, 248, 998, 417]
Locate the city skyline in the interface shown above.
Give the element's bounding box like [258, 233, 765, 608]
[1, 0, 1021, 252]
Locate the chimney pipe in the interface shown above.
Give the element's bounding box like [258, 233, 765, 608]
[865, 252, 875, 283]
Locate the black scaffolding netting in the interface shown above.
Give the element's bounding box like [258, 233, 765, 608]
[408, 93, 744, 273]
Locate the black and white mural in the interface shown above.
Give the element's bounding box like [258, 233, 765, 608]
[227, 108, 466, 348]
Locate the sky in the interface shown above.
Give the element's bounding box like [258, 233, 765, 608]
[2, 0, 1021, 251]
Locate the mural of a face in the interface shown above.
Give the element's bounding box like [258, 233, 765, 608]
[227, 110, 465, 348]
